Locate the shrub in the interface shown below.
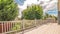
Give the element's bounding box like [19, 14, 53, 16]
[22, 5, 43, 20]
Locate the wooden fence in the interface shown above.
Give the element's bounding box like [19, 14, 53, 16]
[0, 19, 57, 34]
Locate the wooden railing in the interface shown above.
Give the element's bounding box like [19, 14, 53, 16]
[0, 19, 57, 34]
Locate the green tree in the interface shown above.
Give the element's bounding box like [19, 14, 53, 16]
[22, 5, 43, 20]
[45, 13, 49, 18]
[0, 0, 18, 21]
[53, 16, 58, 20]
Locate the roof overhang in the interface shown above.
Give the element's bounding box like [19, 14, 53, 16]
[58, 0, 60, 11]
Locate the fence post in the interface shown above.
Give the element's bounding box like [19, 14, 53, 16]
[35, 19, 36, 27]
[21, 19, 24, 34]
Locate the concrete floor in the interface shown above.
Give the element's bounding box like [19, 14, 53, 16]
[24, 23, 59, 34]
[16, 23, 60, 34]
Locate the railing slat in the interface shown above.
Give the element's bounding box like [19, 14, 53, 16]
[2, 22, 3, 33]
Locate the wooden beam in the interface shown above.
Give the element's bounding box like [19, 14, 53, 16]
[58, 0, 60, 24]
[58, 0, 60, 11]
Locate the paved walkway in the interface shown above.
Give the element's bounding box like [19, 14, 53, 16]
[17, 23, 60, 34]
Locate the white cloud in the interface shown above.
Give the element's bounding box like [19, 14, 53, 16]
[44, 0, 58, 11]
[18, 0, 58, 11]
[19, 0, 38, 10]
[17, 0, 58, 17]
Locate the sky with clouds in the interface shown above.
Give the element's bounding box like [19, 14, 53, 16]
[15, 0, 58, 17]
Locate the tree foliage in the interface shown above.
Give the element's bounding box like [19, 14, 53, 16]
[0, 0, 18, 21]
[45, 13, 49, 18]
[22, 5, 43, 20]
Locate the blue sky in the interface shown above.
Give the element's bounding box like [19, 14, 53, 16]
[47, 8, 58, 16]
[15, 0, 58, 17]
[15, 0, 25, 5]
